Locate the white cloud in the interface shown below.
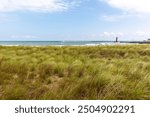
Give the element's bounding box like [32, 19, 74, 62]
[102, 0, 150, 13]
[102, 14, 121, 22]
[0, 14, 9, 21]
[135, 31, 150, 36]
[102, 32, 123, 37]
[0, 0, 75, 12]
[101, 13, 143, 21]
[11, 35, 39, 39]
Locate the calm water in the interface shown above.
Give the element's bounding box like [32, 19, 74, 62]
[0, 41, 130, 46]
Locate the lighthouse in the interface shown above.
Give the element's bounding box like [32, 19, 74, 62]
[116, 37, 119, 42]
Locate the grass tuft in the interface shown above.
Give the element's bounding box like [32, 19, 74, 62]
[0, 45, 150, 99]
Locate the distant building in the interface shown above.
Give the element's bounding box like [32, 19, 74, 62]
[143, 39, 150, 42]
[143, 39, 150, 43]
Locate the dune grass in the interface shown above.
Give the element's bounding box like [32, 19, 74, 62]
[0, 45, 150, 100]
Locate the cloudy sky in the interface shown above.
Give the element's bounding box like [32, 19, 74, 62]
[0, 0, 150, 41]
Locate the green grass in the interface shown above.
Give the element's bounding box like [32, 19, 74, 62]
[0, 45, 150, 100]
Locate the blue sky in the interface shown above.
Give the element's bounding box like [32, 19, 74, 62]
[0, 0, 150, 41]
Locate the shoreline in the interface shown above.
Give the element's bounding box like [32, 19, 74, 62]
[0, 43, 137, 47]
[1, 40, 150, 47]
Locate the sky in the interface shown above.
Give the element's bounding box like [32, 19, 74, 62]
[0, 0, 150, 41]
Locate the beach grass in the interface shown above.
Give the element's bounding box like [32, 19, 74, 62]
[0, 45, 150, 100]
